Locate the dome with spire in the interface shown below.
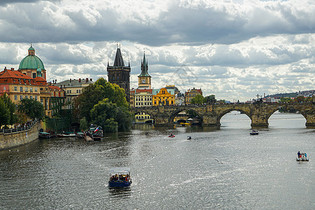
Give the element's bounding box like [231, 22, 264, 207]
[19, 46, 45, 70]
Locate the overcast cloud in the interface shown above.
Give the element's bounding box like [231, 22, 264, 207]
[1, 0, 315, 101]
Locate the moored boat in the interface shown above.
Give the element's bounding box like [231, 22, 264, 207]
[109, 168, 132, 187]
[39, 132, 52, 139]
[85, 125, 103, 141]
[168, 134, 175, 138]
[250, 130, 259, 135]
[187, 136, 191, 140]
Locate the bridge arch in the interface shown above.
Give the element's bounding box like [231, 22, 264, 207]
[168, 108, 203, 125]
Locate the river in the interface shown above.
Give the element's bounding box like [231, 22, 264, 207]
[0, 112, 314, 209]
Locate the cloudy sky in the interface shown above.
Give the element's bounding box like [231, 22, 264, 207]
[1, 0, 315, 101]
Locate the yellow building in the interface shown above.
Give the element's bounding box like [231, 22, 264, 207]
[152, 87, 175, 106]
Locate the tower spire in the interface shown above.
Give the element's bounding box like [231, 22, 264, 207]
[113, 47, 125, 67]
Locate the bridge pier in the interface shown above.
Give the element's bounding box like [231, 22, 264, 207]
[304, 114, 315, 128]
[250, 114, 269, 128]
[202, 114, 220, 128]
[154, 113, 172, 127]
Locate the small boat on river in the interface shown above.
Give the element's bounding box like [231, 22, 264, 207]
[39, 132, 52, 139]
[57, 132, 76, 137]
[108, 168, 132, 188]
[297, 151, 309, 161]
[250, 130, 259, 135]
[168, 134, 175, 138]
[187, 136, 191, 140]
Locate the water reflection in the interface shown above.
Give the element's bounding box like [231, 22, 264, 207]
[108, 187, 132, 198]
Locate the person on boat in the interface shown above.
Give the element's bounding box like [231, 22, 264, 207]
[305, 153, 307, 158]
[297, 151, 301, 158]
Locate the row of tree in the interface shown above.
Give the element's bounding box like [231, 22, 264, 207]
[73, 78, 132, 133]
[0, 94, 44, 128]
[190, 95, 216, 105]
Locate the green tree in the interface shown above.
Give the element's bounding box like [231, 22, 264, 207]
[0, 98, 10, 127]
[0, 93, 17, 125]
[280, 97, 293, 103]
[90, 98, 131, 132]
[74, 78, 132, 132]
[191, 95, 204, 105]
[18, 98, 44, 120]
[79, 117, 89, 131]
[204, 95, 216, 104]
[74, 77, 128, 122]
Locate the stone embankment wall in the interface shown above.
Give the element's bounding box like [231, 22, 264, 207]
[0, 121, 40, 151]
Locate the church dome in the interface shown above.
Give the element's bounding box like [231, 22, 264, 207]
[18, 46, 45, 70]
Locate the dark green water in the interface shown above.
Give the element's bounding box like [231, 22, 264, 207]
[1, 112, 314, 209]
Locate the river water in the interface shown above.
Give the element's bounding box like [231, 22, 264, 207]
[1, 112, 315, 209]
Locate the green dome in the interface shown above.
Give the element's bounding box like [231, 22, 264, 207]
[19, 47, 45, 70]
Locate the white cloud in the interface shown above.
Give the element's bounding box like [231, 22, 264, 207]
[0, 0, 315, 101]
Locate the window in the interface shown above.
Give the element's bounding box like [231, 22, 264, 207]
[14, 86, 17, 91]
[25, 87, 28, 92]
[20, 95, 23, 100]
[30, 88, 33, 92]
[14, 95, 17, 100]
[25, 95, 28, 99]
[20, 87, 23, 92]
[30, 96, 33, 99]
[33, 73, 36, 78]
[35, 96, 38, 101]
[35, 88, 38, 92]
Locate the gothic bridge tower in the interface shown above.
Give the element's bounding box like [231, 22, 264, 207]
[107, 47, 131, 102]
[138, 53, 151, 89]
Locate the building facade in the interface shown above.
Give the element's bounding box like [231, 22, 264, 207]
[107, 48, 131, 102]
[152, 87, 175, 106]
[185, 88, 203, 104]
[55, 78, 93, 109]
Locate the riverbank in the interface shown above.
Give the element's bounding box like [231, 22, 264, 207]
[0, 121, 41, 151]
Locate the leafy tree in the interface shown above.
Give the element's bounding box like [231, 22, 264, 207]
[90, 98, 131, 132]
[79, 117, 89, 131]
[74, 77, 128, 122]
[294, 96, 305, 103]
[74, 78, 132, 132]
[204, 95, 216, 104]
[191, 95, 204, 105]
[18, 98, 44, 120]
[0, 93, 17, 125]
[280, 97, 293, 103]
[0, 98, 10, 127]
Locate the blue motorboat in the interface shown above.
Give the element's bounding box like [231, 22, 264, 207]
[108, 168, 132, 187]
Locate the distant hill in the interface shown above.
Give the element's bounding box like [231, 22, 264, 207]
[266, 90, 315, 98]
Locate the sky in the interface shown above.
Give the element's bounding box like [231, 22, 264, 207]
[0, 0, 315, 102]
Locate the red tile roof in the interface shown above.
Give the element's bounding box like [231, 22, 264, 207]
[0, 68, 33, 80]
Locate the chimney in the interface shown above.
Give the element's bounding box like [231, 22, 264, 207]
[11, 68, 14, 70]
[70, 79, 72, 83]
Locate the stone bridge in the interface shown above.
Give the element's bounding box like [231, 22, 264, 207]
[132, 103, 315, 128]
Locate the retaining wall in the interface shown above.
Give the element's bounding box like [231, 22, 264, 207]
[0, 122, 40, 151]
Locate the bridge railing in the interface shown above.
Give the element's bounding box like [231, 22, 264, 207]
[0, 120, 39, 135]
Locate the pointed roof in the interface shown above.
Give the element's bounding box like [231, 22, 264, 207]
[139, 53, 150, 77]
[113, 48, 125, 67]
